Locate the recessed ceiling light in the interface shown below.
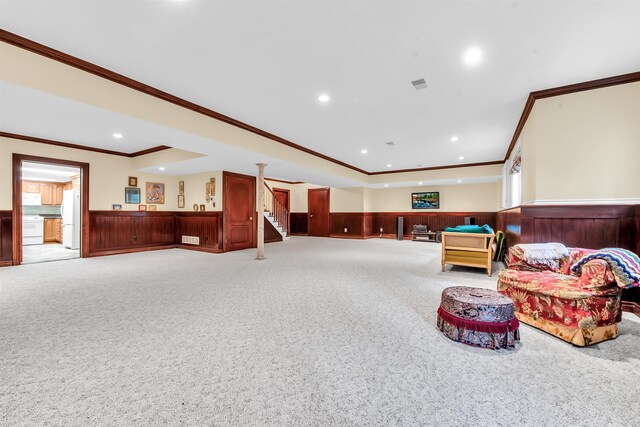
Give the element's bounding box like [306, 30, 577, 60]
[463, 46, 483, 67]
[450, 136, 459, 142]
[384, 184, 389, 187]
[385, 141, 395, 146]
[386, 164, 392, 168]
[457, 179, 462, 183]
[113, 133, 123, 139]
[158, 167, 166, 171]
[418, 182, 423, 185]
[361, 149, 368, 154]
[458, 156, 465, 160]
[318, 94, 330, 103]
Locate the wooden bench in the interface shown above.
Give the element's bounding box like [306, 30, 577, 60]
[441, 232, 496, 276]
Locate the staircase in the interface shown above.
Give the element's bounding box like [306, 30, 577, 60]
[263, 183, 290, 240]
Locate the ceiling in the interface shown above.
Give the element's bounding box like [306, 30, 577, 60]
[1, 1, 639, 182]
[22, 161, 79, 182]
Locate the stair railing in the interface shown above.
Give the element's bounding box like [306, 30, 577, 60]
[264, 182, 289, 235]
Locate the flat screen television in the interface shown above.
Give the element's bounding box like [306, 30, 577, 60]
[411, 191, 439, 209]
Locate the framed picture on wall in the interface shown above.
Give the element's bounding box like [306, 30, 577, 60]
[128, 176, 138, 186]
[138, 204, 147, 211]
[125, 187, 141, 204]
[178, 194, 185, 208]
[179, 181, 184, 195]
[411, 192, 440, 209]
[148, 205, 157, 211]
[199, 204, 206, 212]
[146, 182, 165, 204]
[112, 204, 122, 210]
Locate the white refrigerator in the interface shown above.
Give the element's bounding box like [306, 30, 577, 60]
[61, 189, 81, 249]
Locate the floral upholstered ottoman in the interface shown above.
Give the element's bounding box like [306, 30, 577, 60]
[437, 286, 520, 349]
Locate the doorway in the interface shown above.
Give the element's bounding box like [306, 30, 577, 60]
[223, 171, 256, 252]
[12, 154, 89, 265]
[308, 188, 330, 237]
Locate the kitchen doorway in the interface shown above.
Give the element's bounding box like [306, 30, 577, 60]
[12, 154, 89, 265]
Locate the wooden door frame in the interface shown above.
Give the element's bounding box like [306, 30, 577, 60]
[272, 187, 290, 211]
[307, 187, 330, 237]
[222, 170, 256, 252]
[12, 153, 90, 265]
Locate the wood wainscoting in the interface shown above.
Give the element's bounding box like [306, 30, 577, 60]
[496, 207, 521, 250]
[290, 212, 309, 235]
[368, 212, 497, 239]
[0, 211, 12, 266]
[175, 212, 224, 253]
[89, 211, 177, 256]
[88, 210, 226, 256]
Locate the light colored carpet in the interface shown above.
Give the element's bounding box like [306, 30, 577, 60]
[22, 243, 79, 264]
[0, 237, 638, 426]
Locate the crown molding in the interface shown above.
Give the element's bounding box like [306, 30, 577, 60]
[504, 71, 640, 161]
[0, 131, 170, 158]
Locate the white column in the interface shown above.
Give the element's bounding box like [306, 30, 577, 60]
[256, 163, 266, 260]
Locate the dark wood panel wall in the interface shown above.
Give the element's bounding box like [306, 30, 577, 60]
[264, 216, 284, 243]
[521, 205, 637, 252]
[175, 212, 224, 252]
[497, 204, 638, 255]
[0, 211, 12, 266]
[294, 211, 497, 239]
[290, 212, 308, 235]
[89, 211, 225, 256]
[496, 207, 521, 249]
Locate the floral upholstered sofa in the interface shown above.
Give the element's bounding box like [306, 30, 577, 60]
[497, 245, 623, 346]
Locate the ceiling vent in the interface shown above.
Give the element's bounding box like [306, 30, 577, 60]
[385, 141, 395, 146]
[411, 78, 428, 90]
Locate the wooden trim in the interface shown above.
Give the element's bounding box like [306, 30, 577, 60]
[0, 29, 368, 175]
[175, 244, 223, 254]
[1, 131, 170, 158]
[368, 160, 504, 175]
[622, 301, 640, 317]
[272, 187, 291, 211]
[265, 178, 305, 184]
[88, 244, 175, 258]
[128, 145, 172, 157]
[12, 154, 90, 265]
[504, 71, 640, 160]
[0, 260, 12, 267]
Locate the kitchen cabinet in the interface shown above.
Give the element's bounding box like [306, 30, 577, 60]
[54, 184, 64, 205]
[41, 183, 54, 205]
[23, 181, 40, 193]
[44, 218, 62, 243]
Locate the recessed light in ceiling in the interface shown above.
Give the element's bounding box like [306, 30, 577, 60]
[411, 78, 428, 90]
[318, 94, 330, 103]
[457, 179, 463, 183]
[418, 182, 423, 185]
[158, 167, 166, 171]
[386, 163, 392, 168]
[113, 133, 123, 139]
[385, 141, 395, 146]
[458, 156, 465, 160]
[463, 46, 483, 67]
[384, 184, 389, 187]
[361, 149, 368, 154]
[450, 136, 459, 142]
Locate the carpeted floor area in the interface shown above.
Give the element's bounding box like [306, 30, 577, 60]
[1, 237, 638, 426]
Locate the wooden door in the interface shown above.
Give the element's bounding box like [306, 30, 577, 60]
[308, 188, 330, 237]
[223, 172, 256, 251]
[273, 188, 290, 210]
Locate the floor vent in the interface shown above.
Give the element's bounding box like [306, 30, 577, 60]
[181, 236, 200, 245]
